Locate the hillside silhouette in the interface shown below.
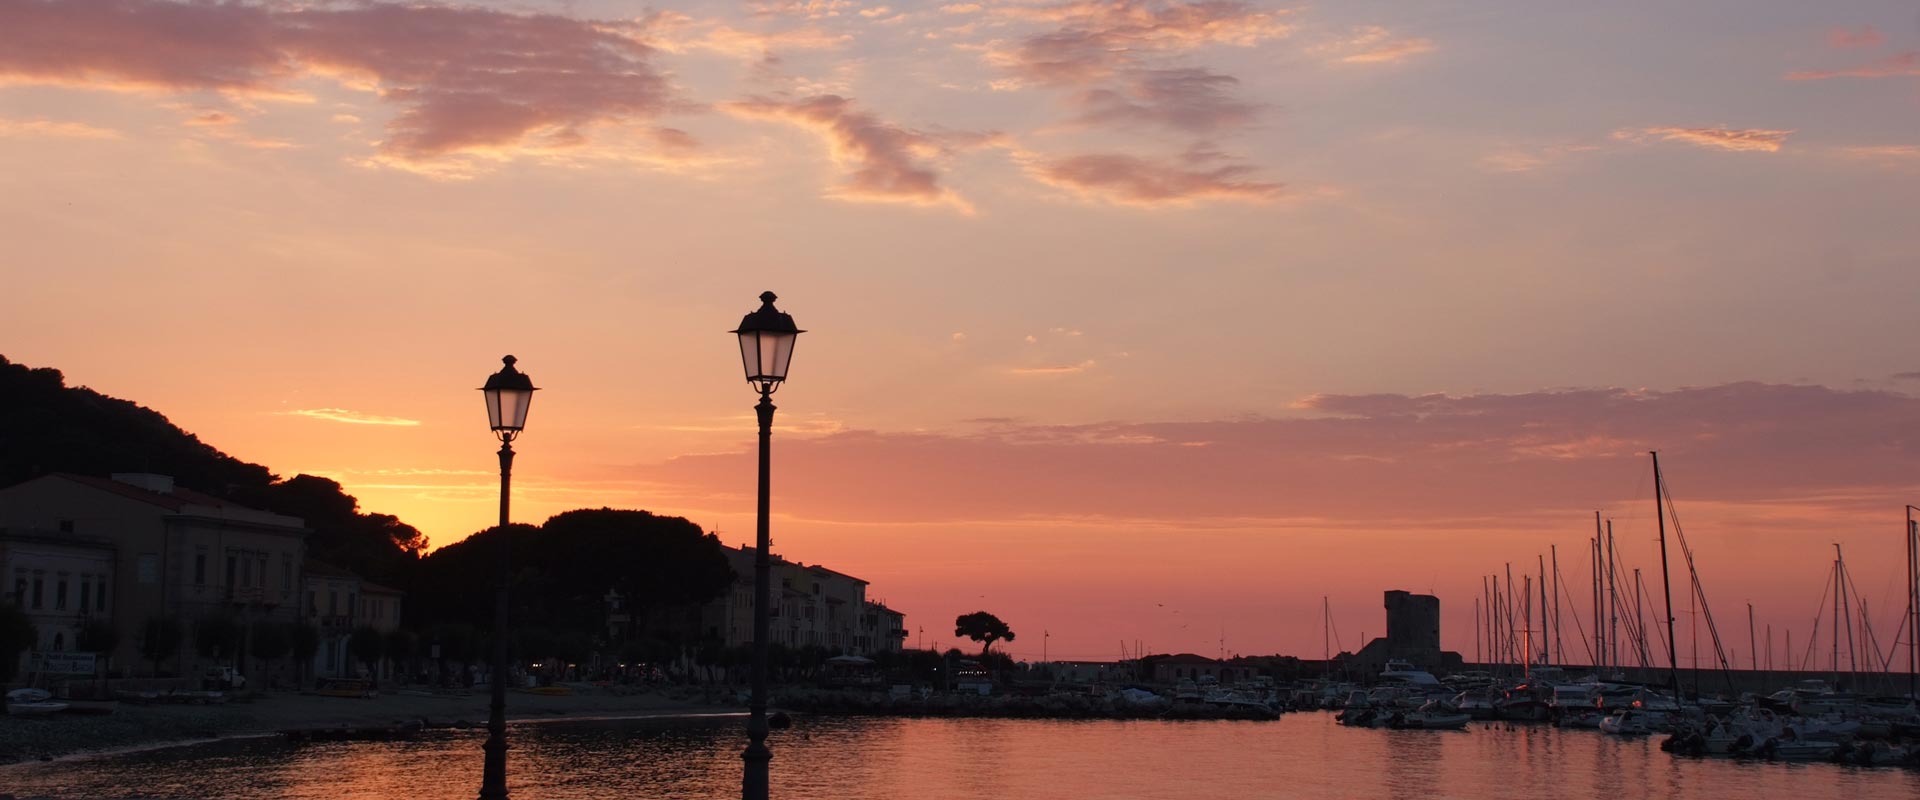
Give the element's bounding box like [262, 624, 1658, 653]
[0, 354, 425, 584]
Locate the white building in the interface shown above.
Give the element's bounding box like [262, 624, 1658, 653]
[1, 528, 115, 676]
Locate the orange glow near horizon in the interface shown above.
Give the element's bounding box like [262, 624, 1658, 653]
[4, 0, 1920, 666]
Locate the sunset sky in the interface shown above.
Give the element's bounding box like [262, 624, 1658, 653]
[2, 0, 1918, 666]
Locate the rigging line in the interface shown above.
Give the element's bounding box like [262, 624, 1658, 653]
[1661, 477, 1735, 675]
[1605, 525, 1636, 665]
[1554, 556, 1596, 665]
[1801, 564, 1834, 673]
[1637, 569, 1670, 663]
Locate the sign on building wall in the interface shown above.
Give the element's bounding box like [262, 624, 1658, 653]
[37, 652, 98, 674]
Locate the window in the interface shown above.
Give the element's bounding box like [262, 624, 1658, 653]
[31, 575, 43, 609]
[308, 590, 318, 615]
[12, 578, 23, 603]
[329, 590, 338, 615]
[79, 579, 91, 613]
[256, 557, 267, 588]
[226, 555, 237, 588]
[58, 519, 74, 533]
[52, 632, 64, 652]
[347, 593, 356, 618]
[240, 558, 252, 588]
[194, 553, 206, 585]
[282, 557, 293, 592]
[96, 581, 107, 610]
[54, 578, 67, 610]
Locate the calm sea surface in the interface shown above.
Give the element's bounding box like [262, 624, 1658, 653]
[5, 712, 1919, 799]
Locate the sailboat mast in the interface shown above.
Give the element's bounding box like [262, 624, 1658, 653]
[1838, 544, 1858, 679]
[1747, 602, 1757, 674]
[1524, 575, 1534, 677]
[1591, 526, 1603, 669]
[1552, 545, 1562, 669]
[1606, 520, 1619, 669]
[1633, 568, 1649, 669]
[1493, 575, 1503, 676]
[1652, 451, 1681, 704]
[1909, 505, 1919, 698]
[1539, 557, 1550, 666]
[1474, 595, 1481, 665]
[1832, 550, 1842, 684]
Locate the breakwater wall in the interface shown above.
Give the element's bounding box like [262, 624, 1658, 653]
[778, 688, 1279, 721]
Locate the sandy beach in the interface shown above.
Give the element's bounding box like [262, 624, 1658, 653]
[0, 685, 740, 766]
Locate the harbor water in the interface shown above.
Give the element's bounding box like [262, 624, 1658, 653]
[5, 712, 1918, 799]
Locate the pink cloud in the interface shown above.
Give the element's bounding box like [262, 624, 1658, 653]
[1025, 145, 1281, 206]
[1069, 68, 1258, 133]
[724, 94, 990, 212]
[1827, 26, 1884, 48]
[1325, 26, 1435, 65]
[987, 0, 1291, 87]
[635, 381, 1920, 527]
[0, 0, 678, 161]
[1617, 126, 1793, 153]
[1786, 51, 1920, 80]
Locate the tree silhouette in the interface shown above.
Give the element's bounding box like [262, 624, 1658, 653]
[954, 611, 1015, 659]
[349, 626, 384, 678]
[286, 621, 319, 685]
[194, 613, 242, 661]
[141, 616, 183, 675]
[0, 603, 35, 682]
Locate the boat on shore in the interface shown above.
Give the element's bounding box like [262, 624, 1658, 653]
[7, 688, 69, 716]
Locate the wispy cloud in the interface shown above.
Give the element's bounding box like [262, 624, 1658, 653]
[1617, 126, 1792, 153]
[1786, 51, 1920, 80]
[1827, 26, 1884, 48]
[725, 94, 995, 213]
[1324, 26, 1434, 65]
[0, 117, 121, 139]
[1010, 360, 1098, 375]
[280, 408, 422, 426]
[1067, 67, 1258, 133]
[1023, 145, 1281, 206]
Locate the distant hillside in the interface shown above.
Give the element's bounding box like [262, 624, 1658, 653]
[0, 355, 424, 585]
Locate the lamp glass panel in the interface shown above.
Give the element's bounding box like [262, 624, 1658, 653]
[757, 331, 785, 379]
[484, 390, 504, 430]
[737, 332, 761, 380]
[770, 332, 796, 380]
[496, 388, 533, 430]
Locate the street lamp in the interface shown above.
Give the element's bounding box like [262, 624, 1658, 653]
[479, 355, 536, 800]
[733, 292, 801, 800]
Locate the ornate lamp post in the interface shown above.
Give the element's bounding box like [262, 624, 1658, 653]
[479, 355, 536, 800]
[733, 292, 802, 800]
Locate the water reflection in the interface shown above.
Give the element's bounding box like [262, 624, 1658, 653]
[4, 714, 1918, 800]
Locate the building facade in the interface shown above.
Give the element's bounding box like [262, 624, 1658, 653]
[0, 473, 307, 679]
[301, 560, 404, 680]
[702, 545, 904, 656]
[1, 528, 116, 677]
